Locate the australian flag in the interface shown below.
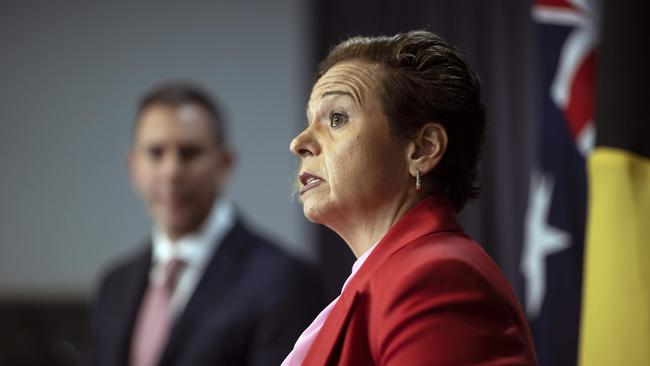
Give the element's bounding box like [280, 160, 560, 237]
[520, 0, 598, 365]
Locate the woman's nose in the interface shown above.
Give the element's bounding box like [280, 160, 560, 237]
[290, 126, 320, 157]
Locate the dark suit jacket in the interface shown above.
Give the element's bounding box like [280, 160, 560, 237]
[88, 218, 323, 366]
[303, 195, 538, 366]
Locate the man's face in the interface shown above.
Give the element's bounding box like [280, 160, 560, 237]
[128, 103, 232, 240]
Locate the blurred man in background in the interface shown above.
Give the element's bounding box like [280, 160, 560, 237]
[87, 82, 323, 366]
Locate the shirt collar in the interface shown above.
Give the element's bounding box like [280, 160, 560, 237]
[341, 240, 379, 292]
[352, 241, 379, 274]
[151, 198, 235, 268]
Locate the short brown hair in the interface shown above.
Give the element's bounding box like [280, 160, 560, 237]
[316, 30, 485, 212]
[135, 81, 227, 145]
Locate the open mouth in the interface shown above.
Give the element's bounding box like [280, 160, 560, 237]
[299, 172, 324, 195]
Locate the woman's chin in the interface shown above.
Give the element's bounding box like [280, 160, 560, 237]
[303, 209, 323, 224]
[302, 204, 328, 224]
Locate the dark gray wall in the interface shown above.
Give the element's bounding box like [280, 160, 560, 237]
[0, 0, 314, 300]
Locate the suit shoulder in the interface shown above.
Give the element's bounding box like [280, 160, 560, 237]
[239, 225, 313, 274]
[235, 225, 325, 307]
[380, 231, 504, 281]
[365, 233, 536, 365]
[370, 231, 519, 309]
[94, 245, 149, 294]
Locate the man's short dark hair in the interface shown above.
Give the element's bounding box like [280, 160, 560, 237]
[316, 30, 485, 212]
[135, 81, 227, 145]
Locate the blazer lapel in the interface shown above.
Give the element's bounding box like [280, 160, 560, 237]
[303, 290, 361, 365]
[303, 196, 461, 365]
[113, 246, 151, 366]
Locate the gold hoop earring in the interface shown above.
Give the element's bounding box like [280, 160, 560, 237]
[416, 169, 421, 192]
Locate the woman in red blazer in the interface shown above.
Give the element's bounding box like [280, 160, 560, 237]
[284, 30, 538, 365]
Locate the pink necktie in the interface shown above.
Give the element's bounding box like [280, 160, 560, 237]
[130, 258, 185, 366]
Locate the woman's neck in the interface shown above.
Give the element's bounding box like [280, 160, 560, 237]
[329, 192, 421, 258]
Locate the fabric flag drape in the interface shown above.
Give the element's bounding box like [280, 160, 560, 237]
[578, 0, 650, 364]
[521, 1, 598, 365]
[579, 149, 650, 365]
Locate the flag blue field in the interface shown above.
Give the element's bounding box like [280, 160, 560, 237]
[521, 1, 598, 365]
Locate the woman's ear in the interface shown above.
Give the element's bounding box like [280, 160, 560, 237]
[407, 122, 448, 177]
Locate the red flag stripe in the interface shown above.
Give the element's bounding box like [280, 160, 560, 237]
[536, 0, 577, 11]
[564, 50, 596, 139]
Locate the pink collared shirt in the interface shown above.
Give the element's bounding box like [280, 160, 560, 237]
[281, 242, 379, 366]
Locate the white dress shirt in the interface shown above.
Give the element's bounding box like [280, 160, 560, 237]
[149, 199, 235, 317]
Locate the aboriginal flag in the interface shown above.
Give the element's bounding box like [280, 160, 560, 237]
[578, 0, 650, 365]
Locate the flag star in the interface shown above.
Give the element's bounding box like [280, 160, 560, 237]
[521, 171, 571, 319]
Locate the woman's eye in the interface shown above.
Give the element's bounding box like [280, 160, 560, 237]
[329, 112, 348, 128]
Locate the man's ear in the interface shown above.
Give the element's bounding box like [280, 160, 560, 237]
[125, 149, 136, 184]
[215, 147, 237, 184]
[125, 148, 146, 194]
[406, 122, 448, 177]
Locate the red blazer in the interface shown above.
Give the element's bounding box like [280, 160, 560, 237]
[303, 196, 538, 365]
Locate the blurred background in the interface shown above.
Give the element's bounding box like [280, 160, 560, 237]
[1, 0, 647, 365]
